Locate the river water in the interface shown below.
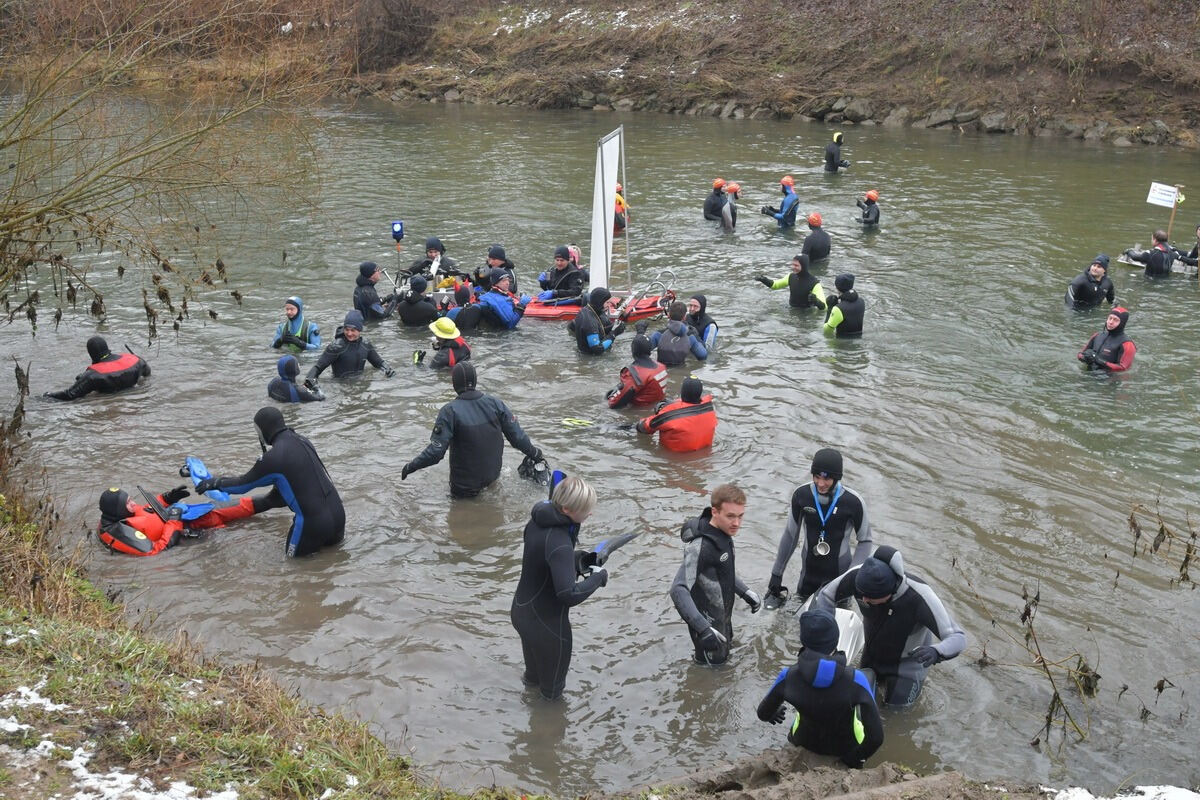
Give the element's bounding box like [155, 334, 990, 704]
[5, 101, 1199, 795]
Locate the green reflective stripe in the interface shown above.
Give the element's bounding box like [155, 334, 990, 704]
[790, 711, 802, 736]
[852, 706, 865, 744]
[813, 286, 828, 310]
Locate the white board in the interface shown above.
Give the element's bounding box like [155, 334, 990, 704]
[1146, 182, 1179, 209]
[589, 127, 623, 290]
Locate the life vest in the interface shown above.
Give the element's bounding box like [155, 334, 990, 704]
[1090, 330, 1132, 368]
[833, 293, 865, 337]
[639, 395, 717, 452]
[87, 352, 140, 375]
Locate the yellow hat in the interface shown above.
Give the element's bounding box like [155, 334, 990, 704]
[429, 317, 461, 339]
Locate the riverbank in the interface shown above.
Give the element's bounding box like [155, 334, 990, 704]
[361, 0, 1200, 149]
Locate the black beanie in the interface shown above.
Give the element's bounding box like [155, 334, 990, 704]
[99, 487, 130, 520]
[452, 362, 477, 394]
[810, 447, 843, 480]
[855, 557, 897, 599]
[425, 236, 445, 254]
[86, 336, 110, 362]
[409, 275, 428, 294]
[799, 609, 840, 653]
[835, 273, 855, 293]
[554, 244, 571, 260]
[681, 377, 703, 404]
[631, 334, 653, 359]
[359, 261, 379, 278]
[487, 244, 506, 261]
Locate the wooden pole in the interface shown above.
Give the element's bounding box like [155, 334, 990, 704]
[1167, 184, 1184, 240]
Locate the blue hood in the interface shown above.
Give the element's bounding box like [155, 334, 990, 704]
[277, 355, 299, 381]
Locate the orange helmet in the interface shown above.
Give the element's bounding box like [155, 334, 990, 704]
[780, 175, 795, 187]
[725, 182, 741, 195]
[807, 212, 822, 226]
[865, 190, 879, 202]
[615, 182, 623, 193]
[713, 178, 726, 190]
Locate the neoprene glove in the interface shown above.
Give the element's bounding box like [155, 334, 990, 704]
[537, 290, 555, 301]
[826, 294, 839, 307]
[699, 627, 727, 650]
[744, 590, 761, 614]
[413, 351, 426, 365]
[611, 321, 626, 338]
[1124, 248, 1136, 258]
[282, 332, 303, 347]
[760, 206, 773, 216]
[165, 504, 185, 521]
[304, 378, 319, 391]
[575, 550, 599, 576]
[756, 275, 773, 287]
[400, 463, 412, 480]
[529, 447, 544, 463]
[769, 705, 787, 724]
[162, 485, 190, 505]
[594, 568, 609, 588]
[1080, 349, 1096, 364]
[383, 366, 396, 378]
[271, 339, 283, 349]
[840, 159, 851, 168]
[194, 478, 218, 494]
[909, 645, 941, 667]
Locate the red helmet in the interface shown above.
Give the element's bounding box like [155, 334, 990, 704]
[807, 212, 822, 226]
[865, 190, 879, 202]
[712, 178, 726, 190]
[780, 175, 795, 187]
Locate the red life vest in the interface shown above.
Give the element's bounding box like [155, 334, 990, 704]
[88, 352, 140, 374]
[637, 394, 717, 452]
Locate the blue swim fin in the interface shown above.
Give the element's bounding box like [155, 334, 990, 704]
[592, 532, 639, 566]
[184, 456, 231, 501]
[548, 469, 566, 498]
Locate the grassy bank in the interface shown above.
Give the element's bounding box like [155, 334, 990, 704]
[0, 436, 484, 800]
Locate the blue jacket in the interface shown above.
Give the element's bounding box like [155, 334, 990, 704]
[772, 187, 800, 228]
[477, 288, 525, 330]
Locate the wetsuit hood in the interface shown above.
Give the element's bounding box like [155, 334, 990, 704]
[451, 362, 477, 394]
[793, 647, 848, 688]
[811, 447, 843, 480]
[454, 284, 472, 306]
[277, 355, 300, 381]
[254, 406, 287, 446]
[681, 377, 704, 404]
[835, 273, 856, 293]
[87, 336, 111, 363]
[690, 294, 708, 316]
[554, 244, 571, 261]
[588, 287, 612, 313]
[1108, 306, 1129, 334]
[343, 310, 365, 331]
[285, 295, 303, 314]
[631, 334, 653, 360]
[531, 499, 575, 531]
[98, 488, 130, 521]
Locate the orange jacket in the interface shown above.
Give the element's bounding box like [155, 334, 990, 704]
[636, 395, 717, 452]
[97, 496, 256, 557]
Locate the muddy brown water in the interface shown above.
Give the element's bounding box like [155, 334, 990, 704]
[5, 101, 1200, 795]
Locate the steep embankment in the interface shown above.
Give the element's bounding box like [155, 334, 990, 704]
[364, 0, 1200, 147]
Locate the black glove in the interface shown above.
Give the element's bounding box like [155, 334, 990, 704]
[271, 339, 283, 349]
[194, 478, 218, 494]
[763, 582, 789, 610]
[653, 400, 668, 413]
[594, 568, 609, 588]
[769, 705, 787, 724]
[383, 366, 396, 378]
[611, 321, 625, 338]
[162, 485, 190, 505]
[528, 447, 543, 463]
[908, 645, 941, 667]
[400, 463, 412, 480]
[575, 549, 599, 576]
[635, 321, 648, 335]
[826, 293, 839, 306]
[760, 205, 775, 216]
[856, 199, 866, 209]
[303, 378, 319, 391]
[756, 275, 773, 287]
[839, 159, 851, 168]
[281, 332, 303, 348]
[1123, 248, 1136, 258]
[699, 627, 727, 651]
[165, 504, 184, 521]
[1080, 349, 1096, 365]
[413, 350, 426, 365]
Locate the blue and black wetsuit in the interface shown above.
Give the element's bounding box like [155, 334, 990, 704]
[268, 356, 324, 403]
[510, 501, 607, 699]
[757, 648, 884, 768]
[669, 508, 753, 665]
[205, 408, 344, 557]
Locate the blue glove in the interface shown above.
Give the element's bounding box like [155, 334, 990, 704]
[537, 290, 555, 301]
[538, 271, 549, 283]
[518, 294, 531, 305]
[908, 645, 940, 667]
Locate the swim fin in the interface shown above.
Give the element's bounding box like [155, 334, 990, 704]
[183, 456, 231, 501]
[591, 531, 639, 566]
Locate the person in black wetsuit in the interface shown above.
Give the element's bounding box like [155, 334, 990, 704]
[1125, 230, 1178, 278]
[856, 190, 880, 227]
[703, 178, 727, 220]
[304, 311, 395, 388]
[416, 317, 471, 371]
[193, 407, 344, 558]
[685, 294, 719, 350]
[268, 355, 325, 403]
[824, 273, 864, 337]
[802, 213, 832, 262]
[353, 261, 400, 321]
[757, 608, 884, 768]
[824, 131, 850, 173]
[397, 275, 439, 327]
[445, 283, 483, 333]
[400, 362, 543, 498]
[474, 244, 519, 294]
[536, 245, 587, 302]
[764, 448, 872, 609]
[569, 287, 626, 355]
[1183, 223, 1200, 267]
[813, 546, 966, 708]
[1065, 254, 1114, 310]
[756, 254, 827, 310]
[510, 475, 609, 700]
[670, 483, 760, 665]
[409, 236, 462, 286]
[44, 336, 151, 401]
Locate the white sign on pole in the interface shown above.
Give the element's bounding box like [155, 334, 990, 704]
[1146, 182, 1179, 209]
